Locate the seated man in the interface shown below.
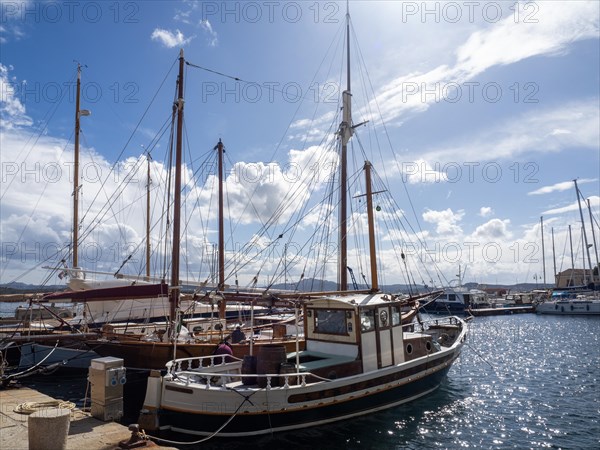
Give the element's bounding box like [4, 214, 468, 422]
[213, 341, 234, 362]
[231, 325, 246, 343]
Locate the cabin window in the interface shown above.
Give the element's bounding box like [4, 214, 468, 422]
[360, 309, 375, 332]
[448, 294, 456, 301]
[391, 306, 401, 326]
[314, 309, 347, 335]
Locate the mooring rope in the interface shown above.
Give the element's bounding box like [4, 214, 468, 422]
[14, 401, 76, 415]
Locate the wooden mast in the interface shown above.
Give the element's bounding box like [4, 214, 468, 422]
[364, 161, 378, 292]
[339, 2, 352, 291]
[73, 63, 82, 269]
[169, 49, 185, 336]
[215, 139, 226, 319]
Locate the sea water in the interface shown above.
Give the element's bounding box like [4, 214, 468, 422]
[13, 314, 600, 449]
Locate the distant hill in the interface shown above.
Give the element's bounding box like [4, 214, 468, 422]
[0, 282, 64, 294]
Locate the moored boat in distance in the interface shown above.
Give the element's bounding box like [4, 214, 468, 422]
[422, 287, 490, 314]
[536, 289, 600, 315]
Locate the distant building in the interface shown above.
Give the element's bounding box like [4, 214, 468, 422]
[555, 268, 598, 288]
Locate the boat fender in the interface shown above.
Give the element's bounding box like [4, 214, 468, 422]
[586, 304, 590, 311]
[570, 304, 574, 311]
[561, 306, 564, 312]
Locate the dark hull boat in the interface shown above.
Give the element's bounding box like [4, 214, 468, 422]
[140, 294, 466, 436]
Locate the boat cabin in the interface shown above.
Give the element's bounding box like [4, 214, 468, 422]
[299, 294, 433, 377]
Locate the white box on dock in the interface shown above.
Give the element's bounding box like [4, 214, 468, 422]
[90, 356, 124, 370]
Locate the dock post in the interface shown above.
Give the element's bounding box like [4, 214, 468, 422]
[28, 408, 71, 450]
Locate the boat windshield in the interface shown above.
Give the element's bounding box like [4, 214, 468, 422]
[314, 309, 347, 335]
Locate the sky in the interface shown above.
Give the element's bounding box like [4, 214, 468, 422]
[1, 0, 599, 289]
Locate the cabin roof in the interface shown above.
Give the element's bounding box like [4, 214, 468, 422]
[310, 292, 399, 309]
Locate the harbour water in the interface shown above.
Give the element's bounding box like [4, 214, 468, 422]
[9, 314, 600, 449]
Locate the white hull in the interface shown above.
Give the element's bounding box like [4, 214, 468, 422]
[536, 299, 600, 315]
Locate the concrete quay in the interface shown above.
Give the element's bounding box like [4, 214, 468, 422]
[0, 386, 177, 450]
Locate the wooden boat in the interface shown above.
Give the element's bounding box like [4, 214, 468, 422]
[140, 294, 465, 436]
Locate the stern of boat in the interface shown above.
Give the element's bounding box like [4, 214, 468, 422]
[139, 370, 163, 431]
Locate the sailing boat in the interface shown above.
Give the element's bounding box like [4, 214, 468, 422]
[138, 7, 466, 438]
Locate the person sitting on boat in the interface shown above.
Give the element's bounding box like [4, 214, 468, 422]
[213, 341, 234, 362]
[231, 325, 246, 343]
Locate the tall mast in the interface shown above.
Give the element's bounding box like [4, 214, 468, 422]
[364, 161, 378, 292]
[146, 153, 152, 280]
[73, 63, 82, 268]
[338, 1, 352, 291]
[587, 198, 600, 282]
[169, 49, 185, 334]
[215, 139, 226, 319]
[540, 216, 546, 286]
[574, 179, 593, 281]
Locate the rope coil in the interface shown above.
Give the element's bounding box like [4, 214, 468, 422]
[14, 401, 76, 415]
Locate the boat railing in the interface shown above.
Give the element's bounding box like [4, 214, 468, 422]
[407, 315, 463, 333]
[165, 353, 331, 388]
[166, 353, 243, 373]
[168, 367, 330, 389]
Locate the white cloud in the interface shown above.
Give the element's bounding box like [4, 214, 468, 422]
[542, 196, 600, 215]
[150, 28, 193, 48]
[473, 218, 512, 239]
[479, 207, 493, 217]
[416, 99, 599, 163]
[528, 178, 598, 195]
[550, 129, 571, 136]
[422, 208, 464, 235]
[199, 20, 218, 47]
[0, 63, 32, 128]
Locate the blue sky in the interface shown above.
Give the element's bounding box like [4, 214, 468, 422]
[1, 1, 599, 288]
